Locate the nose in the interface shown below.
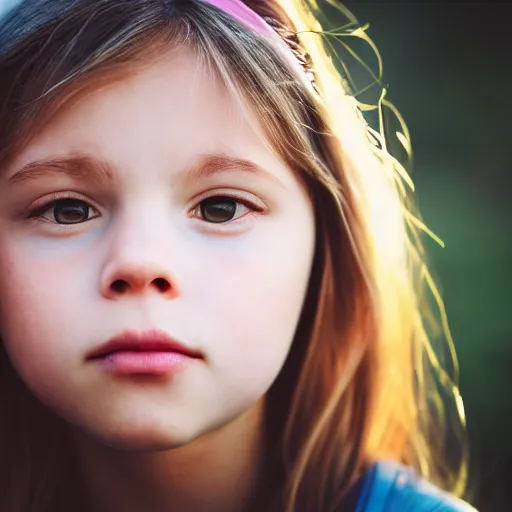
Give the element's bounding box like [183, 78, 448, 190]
[104, 266, 177, 299]
[100, 220, 181, 300]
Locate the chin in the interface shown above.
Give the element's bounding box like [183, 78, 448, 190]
[73, 417, 201, 453]
[102, 437, 188, 452]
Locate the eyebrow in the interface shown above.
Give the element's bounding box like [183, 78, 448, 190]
[7, 153, 285, 188]
[186, 154, 285, 187]
[7, 154, 116, 186]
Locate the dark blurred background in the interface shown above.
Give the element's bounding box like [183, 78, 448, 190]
[337, 1, 511, 511]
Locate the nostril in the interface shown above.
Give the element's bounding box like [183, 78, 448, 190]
[111, 280, 129, 293]
[108, 278, 171, 295]
[153, 277, 171, 292]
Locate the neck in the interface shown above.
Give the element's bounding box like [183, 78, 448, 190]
[69, 401, 266, 512]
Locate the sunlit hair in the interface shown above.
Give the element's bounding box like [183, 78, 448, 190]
[0, 0, 467, 510]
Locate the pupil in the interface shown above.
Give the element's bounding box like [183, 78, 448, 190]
[200, 197, 236, 223]
[54, 199, 89, 224]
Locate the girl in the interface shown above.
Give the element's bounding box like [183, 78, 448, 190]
[0, 0, 477, 511]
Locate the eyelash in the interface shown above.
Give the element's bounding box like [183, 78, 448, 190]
[27, 194, 97, 223]
[26, 194, 264, 227]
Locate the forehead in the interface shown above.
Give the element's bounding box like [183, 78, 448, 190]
[7, 47, 276, 179]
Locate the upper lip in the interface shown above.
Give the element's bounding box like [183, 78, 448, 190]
[86, 329, 202, 360]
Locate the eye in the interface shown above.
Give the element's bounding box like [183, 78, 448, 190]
[30, 198, 99, 225]
[196, 196, 253, 224]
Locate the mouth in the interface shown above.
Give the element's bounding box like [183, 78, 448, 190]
[87, 329, 202, 376]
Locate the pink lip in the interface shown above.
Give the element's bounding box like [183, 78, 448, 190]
[87, 329, 202, 376]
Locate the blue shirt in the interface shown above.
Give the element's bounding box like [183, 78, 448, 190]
[355, 460, 477, 512]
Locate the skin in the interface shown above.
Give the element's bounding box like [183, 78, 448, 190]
[0, 48, 315, 511]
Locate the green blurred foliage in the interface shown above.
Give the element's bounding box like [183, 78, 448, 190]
[338, 2, 511, 510]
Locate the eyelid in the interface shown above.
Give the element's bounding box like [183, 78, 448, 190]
[27, 192, 99, 215]
[188, 191, 269, 232]
[26, 193, 101, 224]
[189, 189, 268, 213]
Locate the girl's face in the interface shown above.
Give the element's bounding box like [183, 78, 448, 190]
[0, 49, 315, 449]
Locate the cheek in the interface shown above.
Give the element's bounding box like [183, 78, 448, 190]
[194, 227, 315, 392]
[0, 243, 82, 387]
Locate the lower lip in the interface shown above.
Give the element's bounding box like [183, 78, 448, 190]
[96, 351, 193, 376]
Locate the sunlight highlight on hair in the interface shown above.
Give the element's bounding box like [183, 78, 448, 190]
[278, 0, 469, 499]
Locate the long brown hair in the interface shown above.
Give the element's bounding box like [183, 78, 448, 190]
[0, 1, 467, 510]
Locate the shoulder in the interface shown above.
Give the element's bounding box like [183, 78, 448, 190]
[354, 459, 478, 512]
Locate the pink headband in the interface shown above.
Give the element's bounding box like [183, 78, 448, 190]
[198, 0, 310, 84]
[201, 0, 275, 35]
